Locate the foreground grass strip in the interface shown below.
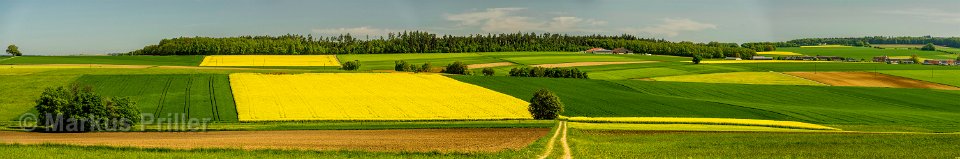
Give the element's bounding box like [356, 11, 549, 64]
[569, 130, 960, 158]
[567, 117, 840, 131]
[199, 55, 340, 66]
[230, 73, 532, 121]
[568, 123, 833, 132]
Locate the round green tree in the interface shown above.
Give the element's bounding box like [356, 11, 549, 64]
[528, 89, 564, 119]
[692, 55, 703, 64]
[6, 44, 22, 56]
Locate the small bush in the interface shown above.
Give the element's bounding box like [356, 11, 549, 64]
[528, 89, 564, 120]
[341, 60, 361, 70]
[482, 68, 495, 76]
[692, 55, 702, 64]
[921, 43, 937, 51]
[419, 62, 432, 73]
[443, 61, 469, 75]
[34, 85, 141, 132]
[394, 60, 411, 71]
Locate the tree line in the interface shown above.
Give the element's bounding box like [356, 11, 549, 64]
[786, 36, 960, 48]
[127, 31, 756, 58]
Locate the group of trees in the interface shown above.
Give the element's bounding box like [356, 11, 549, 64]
[34, 85, 141, 132]
[126, 31, 756, 58]
[442, 61, 469, 75]
[394, 60, 432, 73]
[921, 43, 937, 51]
[508, 67, 588, 79]
[786, 36, 960, 48]
[6, 45, 21, 56]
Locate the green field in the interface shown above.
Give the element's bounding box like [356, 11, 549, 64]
[874, 44, 960, 54]
[0, 56, 204, 66]
[454, 76, 960, 132]
[75, 74, 238, 122]
[650, 72, 823, 85]
[569, 130, 960, 158]
[336, 53, 503, 70]
[777, 47, 952, 59]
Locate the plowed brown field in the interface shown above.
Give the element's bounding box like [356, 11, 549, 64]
[0, 128, 549, 152]
[785, 72, 960, 90]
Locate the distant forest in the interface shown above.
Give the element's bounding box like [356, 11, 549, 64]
[127, 31, 756, 58]
[786, 36, 960, 48]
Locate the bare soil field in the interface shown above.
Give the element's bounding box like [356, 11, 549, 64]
[467, 62, 515, 68]
[533, 61, 654, 68]
[0, 128, 549, 152]
[785, 72, 960, 90]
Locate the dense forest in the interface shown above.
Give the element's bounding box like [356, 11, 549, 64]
[786, 36, 960, 48]
[127, 31, 755, 58]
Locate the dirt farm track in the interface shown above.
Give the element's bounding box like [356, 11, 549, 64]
[0, 128, 549, 152]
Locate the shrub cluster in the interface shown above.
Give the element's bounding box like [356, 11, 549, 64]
[341, 60, 361, 70]
[508, 67, 588, 79]
[394, 60, 432, 73]
[442, 61, 469, 75]
[34, 85, 141, 132]
[481, 68, 495, 76]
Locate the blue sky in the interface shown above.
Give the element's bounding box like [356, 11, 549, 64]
[1, 0, 959, 55]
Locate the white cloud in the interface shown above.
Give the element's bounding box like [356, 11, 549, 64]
[621, 18, 717, 37]
[311, 26, 396, 36]
[883, 9, 960, 24]
[445, 8, 605, 33]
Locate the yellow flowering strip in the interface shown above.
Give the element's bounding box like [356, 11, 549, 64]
[199, 55, 340, 66]
[229, 73, 532, 121]
[566, 117, 840, 130]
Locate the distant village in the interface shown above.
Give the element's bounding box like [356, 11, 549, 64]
[584, 48, 959, 66]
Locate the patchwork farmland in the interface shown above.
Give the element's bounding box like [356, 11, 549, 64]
[3, 37, 960, 158]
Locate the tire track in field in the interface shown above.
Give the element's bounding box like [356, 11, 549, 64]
[560, 121, 572, 159]
[537, 121, 564, 159]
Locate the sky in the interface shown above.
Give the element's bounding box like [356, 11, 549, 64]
[1, 0, 959, 55]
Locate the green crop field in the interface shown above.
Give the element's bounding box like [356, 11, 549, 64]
[0, 56, 204, 66]
[874, 44, 960, 54]
[650, 72, 824, 85]
[75, 74, 238, 122]
[454, 76, 960, 132]
[777, 47, 951, 59]
[451, 76, 797, 120]
[569, 130, 960, 158]
[336, 53, 505, 70]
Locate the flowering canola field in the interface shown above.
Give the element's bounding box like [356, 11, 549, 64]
[199, 55, 340, 66]
[229, 73, 532, 121]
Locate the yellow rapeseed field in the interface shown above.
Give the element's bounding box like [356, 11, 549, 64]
[566, 117, 840, 130]
[199, 55, 340, 66]
[756, 51, 802, 56]
[230, 73, 532, 121]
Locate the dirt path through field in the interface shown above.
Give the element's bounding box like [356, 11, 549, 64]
[0, 128, 549, 153]
[467, 62, 515, 68]
[533, 61, 655, 68]
[538, 122, 564, 159]
[785, 72, 960, 90]
[560, 121, 572, 159]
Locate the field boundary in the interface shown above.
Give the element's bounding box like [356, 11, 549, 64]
[776, 72, 827, 85]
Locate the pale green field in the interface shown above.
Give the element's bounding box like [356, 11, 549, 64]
[650, 72, 824, 86]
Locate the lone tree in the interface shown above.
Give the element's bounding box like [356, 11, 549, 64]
[910, 54, 922, 64]
[920, 43, 937, 51]
[6, 44, 21, 56]
[341, 60, 361, 70]
[692, 55, 703, 64]
[528, 89, 563, 119]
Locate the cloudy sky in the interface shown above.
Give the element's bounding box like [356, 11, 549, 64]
[1, 0, 959, 55]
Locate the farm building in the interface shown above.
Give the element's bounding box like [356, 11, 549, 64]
[585, 48, 613, 54]
[611, 48, 633, 54]
[784, 56, 816, 61]
[923, 59, 956, 65]
[816, 56, 842, 61]
[724, 57, 742, 60]
[751, 56, 773, 60]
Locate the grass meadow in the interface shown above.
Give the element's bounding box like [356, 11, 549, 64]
[777, 47, 952, 59]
